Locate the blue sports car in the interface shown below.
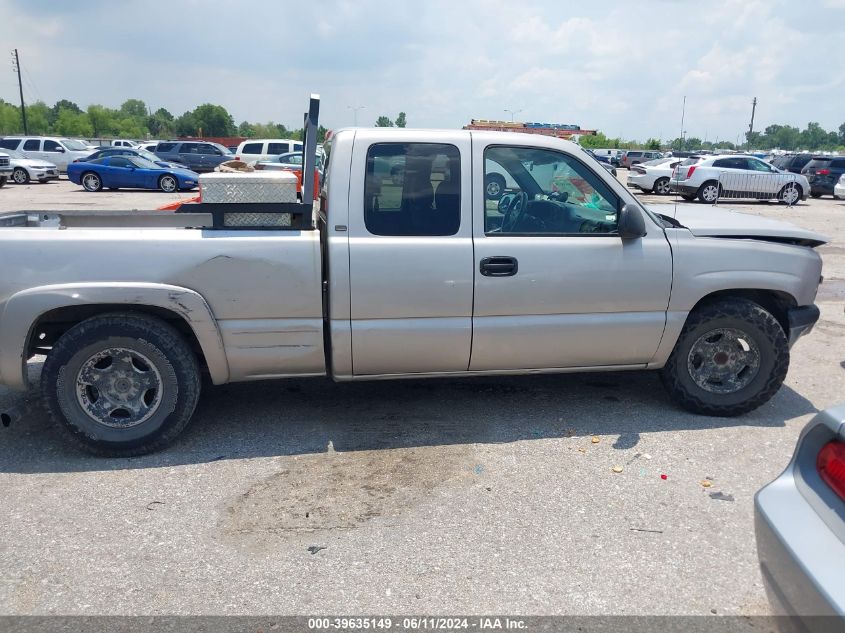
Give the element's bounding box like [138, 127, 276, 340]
[68, 156, 199, 192]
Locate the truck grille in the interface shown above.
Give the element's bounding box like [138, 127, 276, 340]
[0, 157, 9, 167]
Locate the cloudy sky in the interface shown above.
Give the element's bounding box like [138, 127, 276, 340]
[2, 0, 844, 141]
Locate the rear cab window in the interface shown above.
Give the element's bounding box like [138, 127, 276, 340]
[364, 142, 460, 236]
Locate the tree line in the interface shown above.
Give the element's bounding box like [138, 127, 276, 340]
[2, 97, 842, 152]
[580, 121, 845, 152]
[0, 98, 333, 142]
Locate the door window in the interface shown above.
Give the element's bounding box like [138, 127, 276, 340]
[712, 157, 746, 169]
[484, 146, 619, 235]
[364, 143, 461, 237]
[241, 142, 263, 154]
[44, 140, 63, 152]
[156, 142, 176, 152]
[267, 142, 289, 154]
[196, 143, 219, 155]
[747, 158, 774, 172]
[109, 157, 133, 168]
[23, 139, 40, 151]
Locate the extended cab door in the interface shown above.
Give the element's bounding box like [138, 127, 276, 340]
[345, 131, 474, 375]
[470, 140, 672, 371]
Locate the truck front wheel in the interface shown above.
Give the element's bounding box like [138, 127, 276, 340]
[41, 313, 201, 456]
[659, 299, 789, 416]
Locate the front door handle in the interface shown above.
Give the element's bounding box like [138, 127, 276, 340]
[480, 256, 518, 277]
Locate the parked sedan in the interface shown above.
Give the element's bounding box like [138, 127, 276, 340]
[257, 151, 325, 183]
[755, 404, 845, 628]
[835, 174, 845, 200]
[627, 156, 697, 195]
[79, 147, 187, 169]
[5, 148, 59, 184]
[67, 156, 198, 192]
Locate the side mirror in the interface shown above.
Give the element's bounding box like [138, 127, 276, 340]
[618, 203, 647, 240]
[57, 147, 66, 153]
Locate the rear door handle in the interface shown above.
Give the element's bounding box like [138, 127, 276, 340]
[480, 256, 518, 277]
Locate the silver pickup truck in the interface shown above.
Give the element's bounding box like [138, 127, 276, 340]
[0, 102, 827, 455]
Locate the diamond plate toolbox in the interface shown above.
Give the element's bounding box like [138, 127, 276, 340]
[199, 171, 298, 203]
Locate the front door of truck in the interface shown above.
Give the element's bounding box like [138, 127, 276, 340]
[470, 143, 672, 371]
[347, 133, 474, 375]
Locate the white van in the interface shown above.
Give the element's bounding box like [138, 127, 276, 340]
[0, 137, 94, 172]
[234, 139, 303, 164]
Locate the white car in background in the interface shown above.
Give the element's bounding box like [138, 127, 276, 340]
[5, 148, 59, 184]
[627, 156, 689, 195]
[670, 154, 809, 204]
[835, 174, 845, 200]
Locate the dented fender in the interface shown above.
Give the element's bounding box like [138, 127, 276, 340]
[0, 282, 229, 391]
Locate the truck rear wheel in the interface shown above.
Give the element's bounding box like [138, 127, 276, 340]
[41, 313, 201, 456]
[659, 299, 789, 416]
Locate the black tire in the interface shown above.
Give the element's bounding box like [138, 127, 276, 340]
[41, 313, 201, 456]
[659, 299, 789, 417]
[159, 174, 178, 193]
[697, 180, 721, 203]
[81, 171, 102, 192]
[653, 177, 671, 195]
[681, 194, 696, 201]
[778, 182, 802, 205]
[0, 176, 5, 188]
[12, 167, 29, 184]
[485, 173, 507, 200]
[810, 192, 822, 198]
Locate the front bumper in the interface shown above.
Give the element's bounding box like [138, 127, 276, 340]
[626, 173, 654, 190]
[787, 305, 820, 347]
[834, 183, 845, 200]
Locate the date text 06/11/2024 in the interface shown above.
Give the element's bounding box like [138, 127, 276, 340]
[307, 617, 527, 630]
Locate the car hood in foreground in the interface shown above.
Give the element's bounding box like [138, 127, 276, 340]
[647, 203, 829, 246]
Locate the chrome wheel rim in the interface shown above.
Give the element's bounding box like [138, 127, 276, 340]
[75, 347, 163, 428]
[160, 176, 177, 192]
[655, 179, 671, 194]
[702, 185, 719, 202]
[13, 169, 27, 184]
[486, 180, 501, 197]
[782, 184, 798, 204]
[83, 174, 100, 191]
[687, 328, 761, 394]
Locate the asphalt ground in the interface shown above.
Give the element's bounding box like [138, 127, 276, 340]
[0, 172, 843, 617]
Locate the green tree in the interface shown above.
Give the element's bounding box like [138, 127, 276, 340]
[49, 99, 82, 126]
[174, 111, 197, 136]
[87, 104, 117, 137]
[26, 101, 51, 134]
[800, 122, 828, 150]
[55, 107, 93, 137]
[839, 122, 845, 145]
[237, 120, 256, 137]
[0, 100, 22, 134]
[375, 115, 394, 127]
[395, 112, 407, 128]
[147, 107, 174, 137]
[190, 103, 235, 136]
[645, 138, 661, 150]
[120, 99, 148, 119]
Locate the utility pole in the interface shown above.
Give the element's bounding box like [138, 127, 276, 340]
[11, 49, 27, 135]
[748, 97, 757, 142]
[678, 95, 686, 152]
[504, 108, 523, 122]
[347, 105, 365, 126]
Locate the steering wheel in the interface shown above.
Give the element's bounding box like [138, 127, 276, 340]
[501, 191, 528, 233]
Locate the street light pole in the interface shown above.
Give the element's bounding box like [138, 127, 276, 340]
[347, 105, 365, 127]
[504, 108, 523, 122]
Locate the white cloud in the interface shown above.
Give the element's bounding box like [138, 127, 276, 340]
[0, 0, 843, 141]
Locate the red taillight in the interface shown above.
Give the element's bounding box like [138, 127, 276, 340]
[817, 169, 831, 175]
[818, 440, 845, 501]
[686, 165, 697, 179]
[235, 156, 240, 160]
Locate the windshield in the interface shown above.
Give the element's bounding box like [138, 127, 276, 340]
[127, 157, 161, 170]
[61, 139, 89, 151]
[135, 149, 161, 162]
[213, 142, 232, 155]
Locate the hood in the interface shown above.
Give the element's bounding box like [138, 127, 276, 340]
[12, 158, 56, 168]
[647, 203, 829, 247]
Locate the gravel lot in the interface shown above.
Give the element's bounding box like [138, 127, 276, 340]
[0, 172, 843, 616]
